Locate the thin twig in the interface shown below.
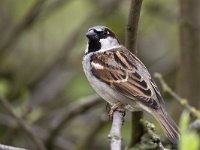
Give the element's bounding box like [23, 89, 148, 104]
[0, 95, 47, 150]
[108, 111, 124, 150]
[154, 73, 200, 118]
[0, 144, 27, 150]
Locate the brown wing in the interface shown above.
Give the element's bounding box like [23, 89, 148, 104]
[90, 47, 163, 109]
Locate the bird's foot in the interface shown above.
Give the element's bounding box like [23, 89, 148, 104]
[108, 102, 126, 121]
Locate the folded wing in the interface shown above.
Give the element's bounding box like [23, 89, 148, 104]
[90, 47, 163, 110]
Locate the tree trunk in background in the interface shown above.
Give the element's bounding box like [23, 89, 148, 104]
[178, 0, 200, 108]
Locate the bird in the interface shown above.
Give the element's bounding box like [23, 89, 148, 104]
[82, 25, 179, 144]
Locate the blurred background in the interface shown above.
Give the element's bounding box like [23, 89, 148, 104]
[0, 0, 199, 150]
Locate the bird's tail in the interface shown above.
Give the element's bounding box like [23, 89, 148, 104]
[152, 108, 180, 144]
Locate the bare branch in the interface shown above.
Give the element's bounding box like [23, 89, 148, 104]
[0, 95, 47, 150]
[125, 0, 143, 54]
[108, 111, 124, 150]
[0, 144, 27, 150]
[154, 73, 200, 118]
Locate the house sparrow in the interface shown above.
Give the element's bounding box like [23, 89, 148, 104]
[82, 26, 179, 144]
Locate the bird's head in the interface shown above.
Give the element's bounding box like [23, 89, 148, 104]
[85, 26, 120, 54]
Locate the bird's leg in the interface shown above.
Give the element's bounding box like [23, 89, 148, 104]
[109, 101, 126, 120]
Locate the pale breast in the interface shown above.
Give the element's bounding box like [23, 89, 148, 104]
[83, 53, 121, 104]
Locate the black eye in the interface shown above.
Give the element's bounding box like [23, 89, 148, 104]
[103, 30, 108, 36]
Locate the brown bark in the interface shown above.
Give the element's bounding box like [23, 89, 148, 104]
[125, 0, 144, 147]
[125, 0, 143, 54]
[178, 0, 200, 108]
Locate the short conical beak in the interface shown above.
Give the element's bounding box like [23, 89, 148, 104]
[86, 30, 98, 40]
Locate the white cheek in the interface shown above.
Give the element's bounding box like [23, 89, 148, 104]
[99, 37, 120, 50]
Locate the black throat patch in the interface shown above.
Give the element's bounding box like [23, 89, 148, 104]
[88, 40, 101, 53]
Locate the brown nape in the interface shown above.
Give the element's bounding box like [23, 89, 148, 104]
[106, 28, 121, 44]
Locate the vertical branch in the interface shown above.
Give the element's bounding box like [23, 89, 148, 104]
[125, 0, 143, 54]
[125, 0, 144, 148]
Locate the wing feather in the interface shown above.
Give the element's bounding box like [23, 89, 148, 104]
[90, 47, 162, 109]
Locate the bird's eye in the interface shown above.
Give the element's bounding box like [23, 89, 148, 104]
[103, 30, 108, 36]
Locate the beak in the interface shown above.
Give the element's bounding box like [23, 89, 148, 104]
[86, 30, 98, 40]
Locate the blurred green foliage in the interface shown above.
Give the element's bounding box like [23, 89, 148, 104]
[0, 79, 10, 95]
[179, 111, 200, 150]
